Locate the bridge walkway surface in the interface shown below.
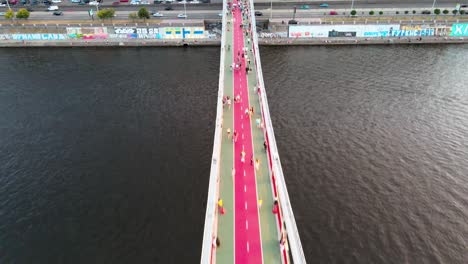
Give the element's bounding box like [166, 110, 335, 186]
[214, 0, 282, 263]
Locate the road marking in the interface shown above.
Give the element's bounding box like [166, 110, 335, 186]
[246, 220, 248, 230]
[242, 133, 244, 139]
[242, 123, 244, 129]
[244, 170, 246, 177]
[244, 185, 246, 192]
[247, 242, 250, 253]
[245, 201, 247, 210]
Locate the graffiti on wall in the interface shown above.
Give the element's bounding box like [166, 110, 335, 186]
[11, 34, 66, 40]
[67, 27, 108, 39]
[450, 24, 468, 36]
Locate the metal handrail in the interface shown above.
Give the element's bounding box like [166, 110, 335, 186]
[248, 0, 307, 263]
[200, 0, 227, 262]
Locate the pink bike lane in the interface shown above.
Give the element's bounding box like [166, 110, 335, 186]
[232, 0, 263, 263]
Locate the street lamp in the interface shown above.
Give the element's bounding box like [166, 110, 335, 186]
[351, 0, 354, 10]
[432, 0, 436, 9]
[270, 0, 272, 20]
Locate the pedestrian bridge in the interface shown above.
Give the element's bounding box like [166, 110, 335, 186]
[200, 0, 306, 263]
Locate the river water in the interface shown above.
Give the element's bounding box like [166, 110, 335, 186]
[0, 45, 467, 263]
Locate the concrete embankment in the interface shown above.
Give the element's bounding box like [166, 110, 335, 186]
[1, 36, 468, 47]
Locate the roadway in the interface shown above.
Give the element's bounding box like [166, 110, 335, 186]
[2, 0, 466, 12]
[2, 5, 467, 21]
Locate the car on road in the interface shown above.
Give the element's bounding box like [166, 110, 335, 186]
[218, 12, 222, 17]
[300, 5, 309, 9]
[52, 10, 62, 15]
[78, 1, 85, 4]
[47, 5, 58, 10]
[0, 3, 6, 6]
[154, 0, 162, 3]
[164, 6, 172, 10]
[26, 7, 33, 11]
[89, 1, 99, 4]
[254, 11, 262, 16]
[152, 12, 163, 17]
[191, 0, 199, 3]
[461, 4, 467, 8]
[421, 10, 431, 14]
[177, 13, 187, 18]
[130, 0, 139, 4]
[51, 0, 61, 3]
[329, 10, 337, 15]
[319, 3, 328, 8]
[71, 0, 80, 2]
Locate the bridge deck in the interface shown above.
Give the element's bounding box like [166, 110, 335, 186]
[215, 0, 282, 263]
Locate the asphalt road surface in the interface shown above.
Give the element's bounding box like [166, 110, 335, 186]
[2, 0, 466, 12]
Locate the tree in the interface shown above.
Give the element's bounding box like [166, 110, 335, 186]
[379, 11, 383, 15]
[137, 7, 150, 20]
[5, 9, 14, 19]
[412, 10, 416, 14]
[461, 10, 466, 15]
[97, 8, 115, 20]
[443, 9, 449, 14]
[395, 11, 399, 14]
[434, 8, 440, 15]
[452, 9, 458, 15]
[129, 12, 137, 20]
[369, 10, 374, 15]
[404, 10, 409, 14]
[16, 8, 30, 19]
[350, 10, 356, 16]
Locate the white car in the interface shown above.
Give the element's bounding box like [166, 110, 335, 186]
[141, 0, 149, 4]
[51, 0, 61, 3]
[89, 1, 99, 5]
[152, 12, 163, 17]
[178, 0, 186, 3]
[130, 0, 140, 4]
[0, 4, 6, 7]
[47, 5, 59, 10]
[191, 0, 199, 3]
[218, 13, 222, 17]
[177, 13, 187, 18]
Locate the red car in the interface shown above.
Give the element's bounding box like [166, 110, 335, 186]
[112, 1, 119, 4]
[119, 0, 128, 2]
[329, 11, 338, 15]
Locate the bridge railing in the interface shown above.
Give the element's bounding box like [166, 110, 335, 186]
[200, 0, 228, 263]
[247, 0, 307, 263]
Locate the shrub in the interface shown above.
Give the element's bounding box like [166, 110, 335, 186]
[452, 9, 458, 15]
[434, 8, 440, 15]
[404, 10, 409, 14]
[5, 9, 14, 19]
[369, 10, 374, 15]
[350, 10, 357, 16]
[16, 8, 29, 19]
[379, 11, 383, 15]
[396, 11, 399, 14]
[460, 10, 466, 15]
[97, 8, 115, 20]
[443, 9, 449, 14]
[412, 10, 416, 14]
[138, 7, 150, 20]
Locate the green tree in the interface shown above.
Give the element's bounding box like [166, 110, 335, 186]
[137, 7, 150, 20]
[5, 9, 14, 19]
[97, 8, 115, 20]
[350, 10, 356, 16]
[404, 10, 409, 14]
[369, 10, 374, 15]
[395, 11, 399, 14]
[443, 9, 449, 14]
[460, 10, 466, 15]
[379, 11, 383, 15]
[452, 9, 458, 15]
[434, 8, 440, 15]
[16, 8, 30, 19]
[412, 10, 416, 14]
[129, 12, 138, 20]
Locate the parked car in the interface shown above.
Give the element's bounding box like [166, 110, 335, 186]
[164, 5, 172, 10]
[71, 0, 80, 2]
[461, 4, 467, 7]
[218, 12, 222, 17]
[152, 12, 163, 17]
[153, 0, 162, 3]
[177, 13, 187, 18]
[254, 11, 262, 16]
[47, 5, 58, 10]
[329, 10, 337, 15]
[0, 12, 5, 15]
[319, 3, 328, 8]
[52, 10, 62, 15]
[78, 1, 86, 4]
[89, 1, 99, 5]
[26, 7, 33, 11]
[51, 0, 61, 3]
[141, 0, 149, 4]
[119, 0, 128, 2]
[300, 5, 309, 9]
[112, 1, 119, 4]
[191, 0, 199, 3]
[130, 0, 139, 5]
